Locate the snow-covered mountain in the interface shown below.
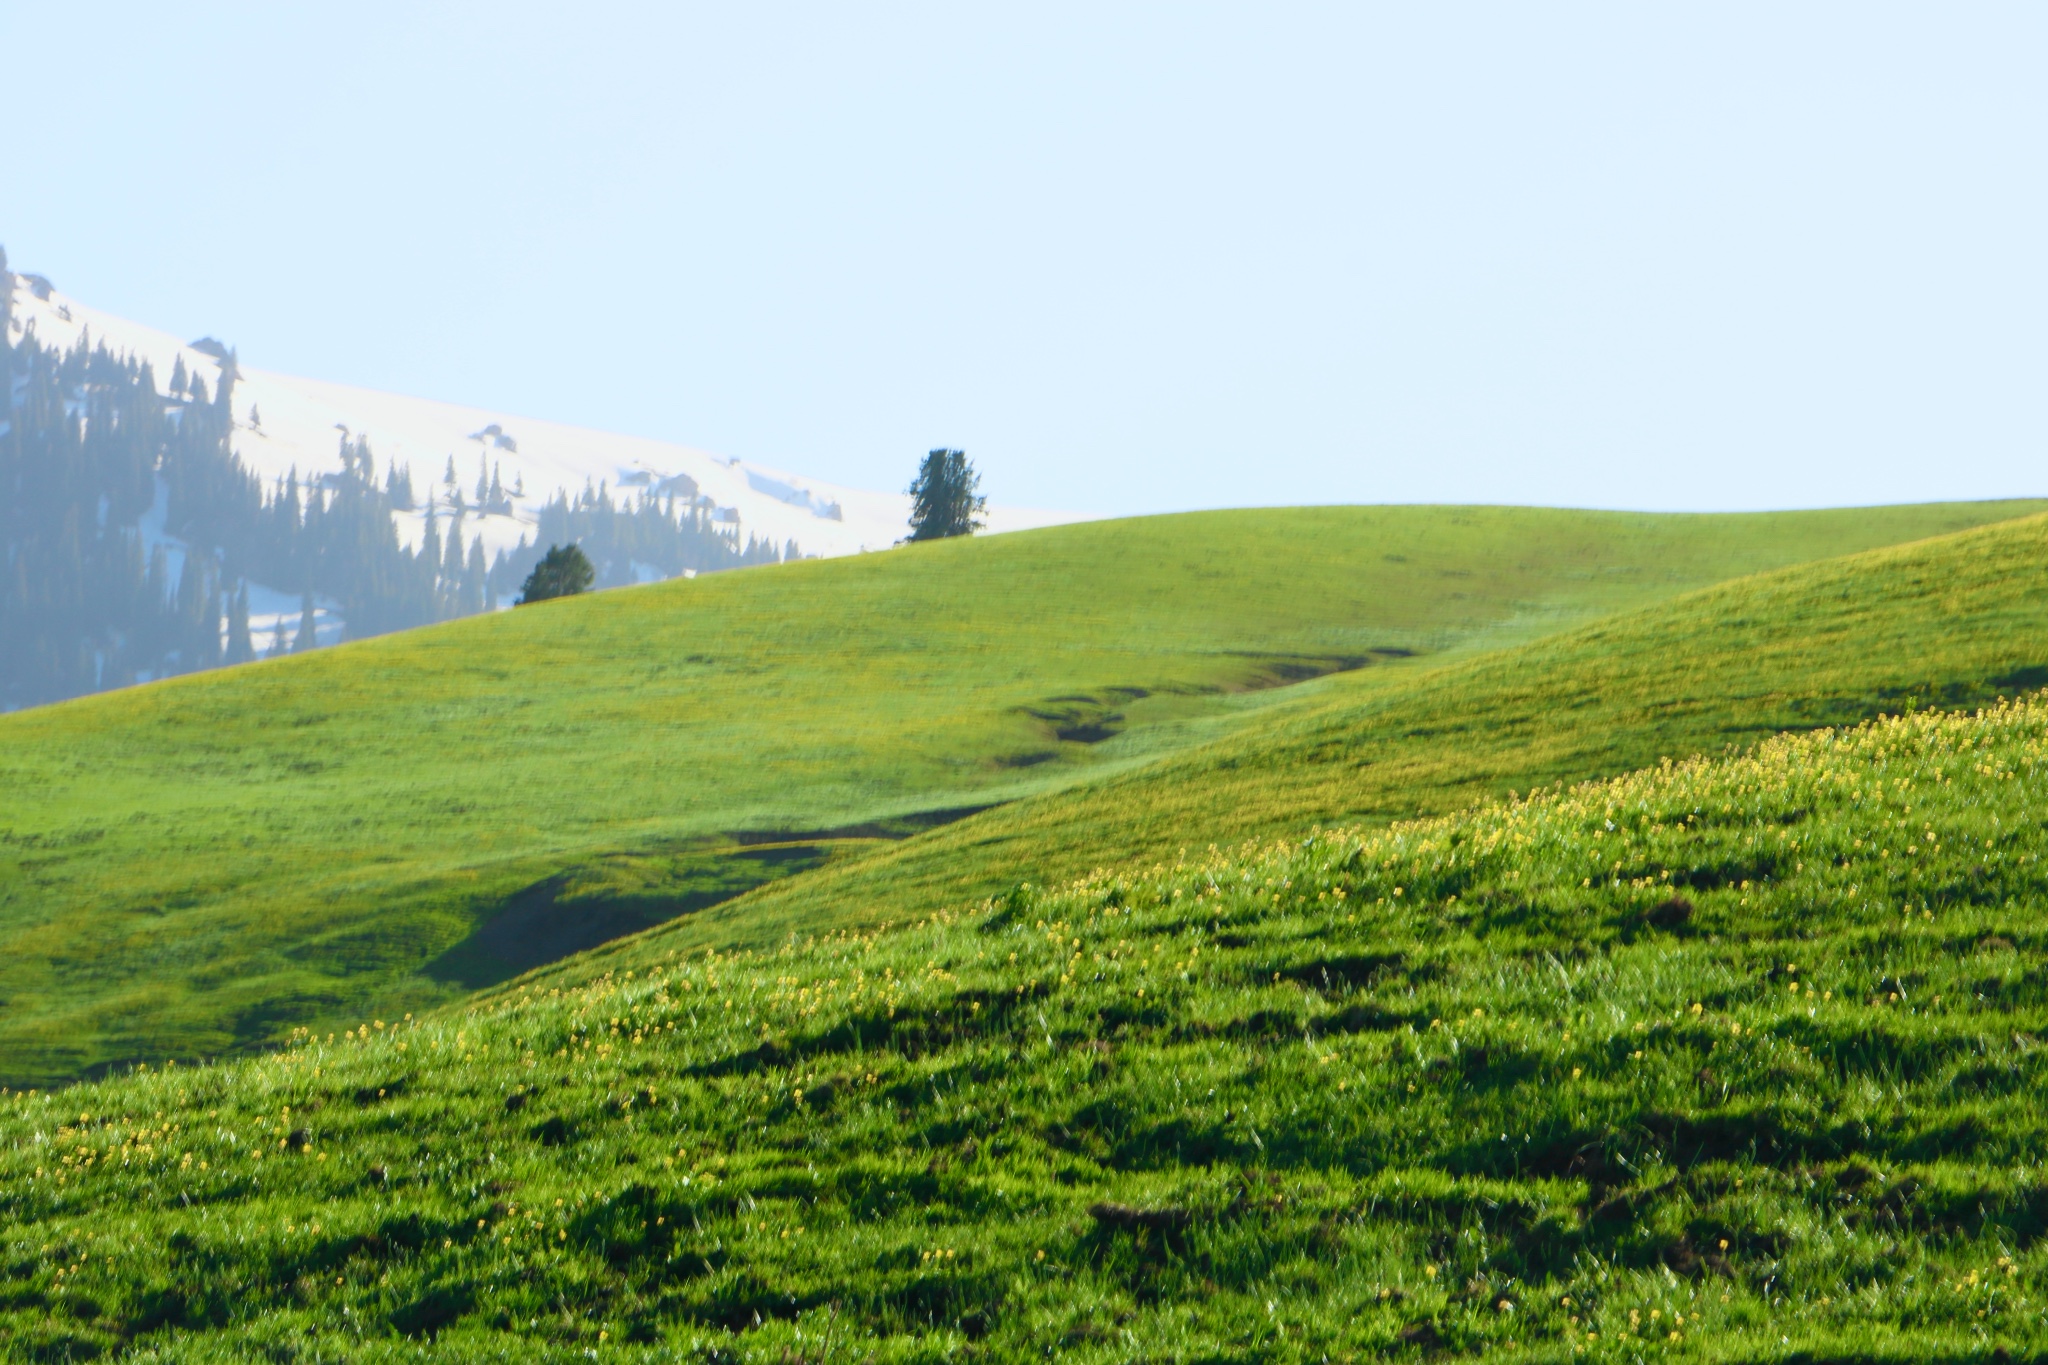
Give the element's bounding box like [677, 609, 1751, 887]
[5, 269, 1080, 575]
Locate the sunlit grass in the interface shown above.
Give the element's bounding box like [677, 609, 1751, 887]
[632, 504, 2048, 967]
[5, 501, 2021, 1086]
[10, 698, 2048, 1358]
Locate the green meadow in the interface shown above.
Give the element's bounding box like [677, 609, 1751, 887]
[569, 504, 2048, 976]
[6, 501, 2032, 1086]
[9, 674, 2048, 1359]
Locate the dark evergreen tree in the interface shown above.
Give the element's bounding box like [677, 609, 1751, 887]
[516, 544, 595, 604]
[384, 462, 415, 511]
[905, 448, 985, 541]
[489, 479, 784, 598]
[174, 550, 223, 672]
[419, 496, 443, 584]
[441, 507, 467, 615]
[225, 582, 255, 664]
[293, 593, 317, 653]
[463, 535, 488, 615]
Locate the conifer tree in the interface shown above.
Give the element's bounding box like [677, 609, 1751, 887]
[226, 583, 254, 664]
[516, 544, 595, 604]
[419, 495, 442, 583]
[465, 535, 489, 614]
[146, 545, 169, 613]
[442, 508, 466, 590]
[905, 449, 985, 541]
[172, 553, 206, 664]
[202, 581, 224, 669]
[293, 593, 317, 652]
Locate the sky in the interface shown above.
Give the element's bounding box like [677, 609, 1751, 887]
[3, 3, 2044, 515]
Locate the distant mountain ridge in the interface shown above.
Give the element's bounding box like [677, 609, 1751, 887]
[0, 255, 1080, 705]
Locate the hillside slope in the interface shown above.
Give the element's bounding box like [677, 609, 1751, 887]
[7, 697, 2048, 1360]
[573, 506, 2048, 971]
[1, 502, 2032, 1085]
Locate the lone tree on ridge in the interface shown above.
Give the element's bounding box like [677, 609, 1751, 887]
[517, 544, 595, 605]
[905, 448, 985, 542]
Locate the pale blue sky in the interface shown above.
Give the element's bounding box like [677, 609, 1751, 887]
[4, 3, 2044, 515]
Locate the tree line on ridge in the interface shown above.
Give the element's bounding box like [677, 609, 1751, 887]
[0, 248, 798, 709]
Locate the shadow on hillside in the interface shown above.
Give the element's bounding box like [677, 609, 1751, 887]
[1782, 664, 2048, 731]
[423, 806, 994, 990]
[1003, 650, 1412, 762]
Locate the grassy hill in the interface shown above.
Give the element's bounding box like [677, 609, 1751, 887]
[553, 505, 2048, 978]
[8, 691, 2048, 1359]
[6, 501, 2029, 1087]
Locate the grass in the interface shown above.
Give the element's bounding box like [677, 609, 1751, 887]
[599, 505, 2048, 969]
[5, 500, 2031, 1086]
[9, 690, 2048, 1359]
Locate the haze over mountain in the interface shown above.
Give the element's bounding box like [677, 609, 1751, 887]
[0, 260, 1079, 705]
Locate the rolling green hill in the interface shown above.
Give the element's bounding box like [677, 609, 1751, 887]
[555, 505, 2048, 981]
[7, 501, 2031, 1086]
[8, 685, 2048, 1359]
